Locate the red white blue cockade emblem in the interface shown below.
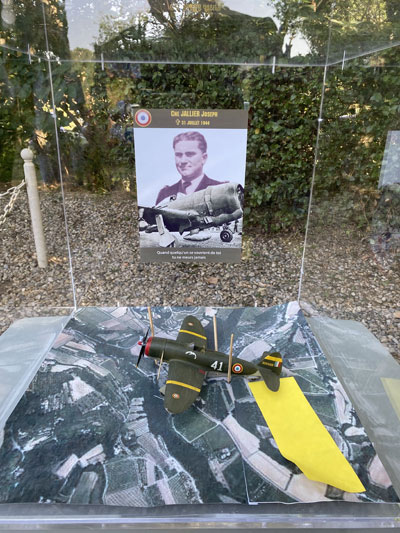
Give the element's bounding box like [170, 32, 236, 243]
[232, 363, 243, 373]
[135, 109, 152, 127]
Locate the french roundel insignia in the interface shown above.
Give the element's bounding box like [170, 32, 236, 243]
[135, 109, 152, 127]
[172, 393, 180, 399]
[232, 363, 243, 374]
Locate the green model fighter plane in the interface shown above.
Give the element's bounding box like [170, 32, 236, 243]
[137, 315, 282, 414]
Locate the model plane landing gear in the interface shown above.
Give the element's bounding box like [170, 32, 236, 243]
[220, 228, 233, 242]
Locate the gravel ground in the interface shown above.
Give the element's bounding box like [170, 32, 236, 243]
[1, 189, 399, 363]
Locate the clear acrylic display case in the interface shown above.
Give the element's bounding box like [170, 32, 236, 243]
[1, 0, 400, 529]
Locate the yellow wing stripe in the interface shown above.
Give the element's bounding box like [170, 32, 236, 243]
[179, 329, 207, 340]
[166, 380, 201, 393]
[265, 355, 282, 362]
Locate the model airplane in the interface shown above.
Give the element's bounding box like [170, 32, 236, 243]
[136, 315, 282, 414]
[138, 182, 244, 247]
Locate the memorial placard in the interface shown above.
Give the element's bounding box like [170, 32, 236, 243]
[133, 109, 248, 262]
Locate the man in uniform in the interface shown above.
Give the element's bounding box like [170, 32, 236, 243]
[155, 131, 225, 205]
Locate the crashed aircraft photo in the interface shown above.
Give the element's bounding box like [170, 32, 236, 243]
[138, 182, 244, 248]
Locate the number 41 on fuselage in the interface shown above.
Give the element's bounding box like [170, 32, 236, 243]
[136, 315, 282, 414]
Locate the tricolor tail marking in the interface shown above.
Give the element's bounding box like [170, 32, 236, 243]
[261, 353, 282, 369]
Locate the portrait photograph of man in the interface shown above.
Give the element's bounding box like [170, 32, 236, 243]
[133, 110, 248, 262]
[155, 131, 226, 205]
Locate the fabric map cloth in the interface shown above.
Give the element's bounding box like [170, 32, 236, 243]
[0, 303, 398, 507]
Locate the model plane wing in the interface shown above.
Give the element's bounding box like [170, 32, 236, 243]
[176, 315, 207, 351]
[164, 359, 205, 414]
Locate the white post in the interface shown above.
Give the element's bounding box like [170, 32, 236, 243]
[20, 148, 48, 268]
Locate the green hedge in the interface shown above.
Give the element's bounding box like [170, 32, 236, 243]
[245, 67, 322, 230]
[2, 48, 400, 231]
[89, 62, 322, 230]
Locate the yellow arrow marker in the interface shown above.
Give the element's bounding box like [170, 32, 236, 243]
[249, 377, 365, 493]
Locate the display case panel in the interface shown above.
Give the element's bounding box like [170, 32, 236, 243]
[2, 1, 399, 67]
[2, 0, 328, 65]
[2, 1, 399, 349]
[46, 58, 318, 308]
[0, 48, 75, 331]
[0, 1, 40, 57]
[299, 48, 400, 364]
[322, 0, 400, 65]
[1, 1, 400, 529]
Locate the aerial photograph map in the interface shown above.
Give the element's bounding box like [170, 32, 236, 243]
[0, 303, 398, 507]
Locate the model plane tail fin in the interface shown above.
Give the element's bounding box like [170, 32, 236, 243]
[257, 352, 283, 392]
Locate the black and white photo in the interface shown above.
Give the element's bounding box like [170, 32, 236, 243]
[133, 109, 248, 263]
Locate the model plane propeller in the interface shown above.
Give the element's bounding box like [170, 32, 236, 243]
[136, 315, 282, 414]
[136, 327, 150, 368]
